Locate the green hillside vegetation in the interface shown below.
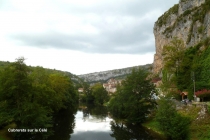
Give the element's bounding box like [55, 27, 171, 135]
[161, 37, 210, 100]
[0, 61, 83, 88]
[148, 37, 210, 140]
[0, 58, 79, 139]
[108, 68, 156, 124]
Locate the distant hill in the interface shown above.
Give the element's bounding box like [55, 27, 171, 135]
[0, 61, 153, 86]
[0, 61, 83, 87]
[77, 64, 152, 84]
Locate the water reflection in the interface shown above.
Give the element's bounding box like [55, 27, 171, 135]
[49, 105, 164, 140]
[110, 121, 164, 140]
[47, 108, 76, 140]
[82, 105, 108, 122]
[71, 105, 114, 140]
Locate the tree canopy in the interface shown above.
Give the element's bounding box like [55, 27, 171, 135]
[91, 83, 109, 106]
[108, 68, 156, 124]
[0, 57, 78, 139]
[162, 37, 186, 73]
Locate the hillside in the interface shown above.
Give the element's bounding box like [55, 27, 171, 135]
[77, 64, 152, 84]
[0, 61, 82, 87]
[0, 61, 152, 86]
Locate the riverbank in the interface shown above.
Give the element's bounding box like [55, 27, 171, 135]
[142, 102, 210, 140]
[142, 119, 167, 140]
[142, 118, 167, 140]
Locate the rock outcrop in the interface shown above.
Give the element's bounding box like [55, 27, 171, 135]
[153, 0, 210, 74]
[78, 64, 152, 83]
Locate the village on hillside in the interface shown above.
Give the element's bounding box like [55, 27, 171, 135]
[78, 78, 123, 94]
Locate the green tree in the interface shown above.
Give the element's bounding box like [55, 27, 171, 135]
[108, 85, 127, 120]
[0, 58, 53, 139]
[162, 37, 185, 75]
[91, 83, 108, 106]
[0, 58, 78, 139]
[108, 68, 156, 124]
[155, 98, 190, 140]
[161, 37, 186, 95]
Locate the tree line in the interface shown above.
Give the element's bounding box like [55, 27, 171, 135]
[0, 57, 78, 139]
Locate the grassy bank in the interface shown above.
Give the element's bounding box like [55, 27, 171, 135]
[143, 104, 210, 140]
[142, 118, 167, 140]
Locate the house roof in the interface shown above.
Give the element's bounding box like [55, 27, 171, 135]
[180, 92, 188, 95]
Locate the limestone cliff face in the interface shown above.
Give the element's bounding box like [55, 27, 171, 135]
[78, 64, 152, 83]
[153, 0, 210, 74]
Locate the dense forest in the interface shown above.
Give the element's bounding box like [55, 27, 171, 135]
[0, 57, 79, 139]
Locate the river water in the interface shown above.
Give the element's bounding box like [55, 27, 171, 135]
[49, 105, 165, 140]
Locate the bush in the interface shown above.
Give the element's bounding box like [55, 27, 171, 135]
[155, 98, 190, 140]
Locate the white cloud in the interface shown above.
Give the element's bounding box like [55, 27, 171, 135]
[0, 0, 179, 75]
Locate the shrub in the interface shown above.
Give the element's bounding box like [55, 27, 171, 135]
[155, 98, 190, 140]
[195, 89, 210, 98]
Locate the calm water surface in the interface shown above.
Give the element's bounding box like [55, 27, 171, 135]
[49, 105, 165, 140]
[71, 110, 114, 140]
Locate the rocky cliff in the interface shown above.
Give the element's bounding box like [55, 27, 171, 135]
[78, 64, 152, 83]
[153, 0, 210, 74]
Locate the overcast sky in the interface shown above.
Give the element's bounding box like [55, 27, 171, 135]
[0, 0, 179, 75]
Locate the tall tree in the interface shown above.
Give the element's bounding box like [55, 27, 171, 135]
[108, 68, 156, 123]
[91, 83, 108, 106]
[162, 37, 186, 73]
[0, 58, 53, 139]
[161, 37, 186, 93]
[0, 57, 32, 126]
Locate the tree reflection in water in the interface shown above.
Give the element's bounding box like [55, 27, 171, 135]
[110, 121, 163, 140]
[82, 104, 108, 122]
[47, 107, 76, 140]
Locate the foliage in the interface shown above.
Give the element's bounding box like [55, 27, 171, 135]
[108, 68, 156, 124]
[195, 89, 210, 101]
[155, 98, 190, 140]
[160, 38, 186, 95]
[0, 58, 78, 139]
[193, 46, 210, 90]
[108, 87, 127, 120]
[207, 102, 210, 113]
[90, 83, 109, 106]
[162, 37, 186, 73]
[180, 106, 210, 140]
[79, 82, 109, 106]
[160, 68, 176, 93]
[161, 36, 210, 100]
[195, 89, 210, 98]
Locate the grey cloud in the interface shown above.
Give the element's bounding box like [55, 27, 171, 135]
[59, 0, 179, 17]
[9, 0, 179, 55]
[11, 18, 155, 54]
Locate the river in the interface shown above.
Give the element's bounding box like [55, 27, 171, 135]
[49, 105, 165, 140]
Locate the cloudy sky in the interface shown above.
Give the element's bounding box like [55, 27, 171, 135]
[0, 0, 179, 75]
